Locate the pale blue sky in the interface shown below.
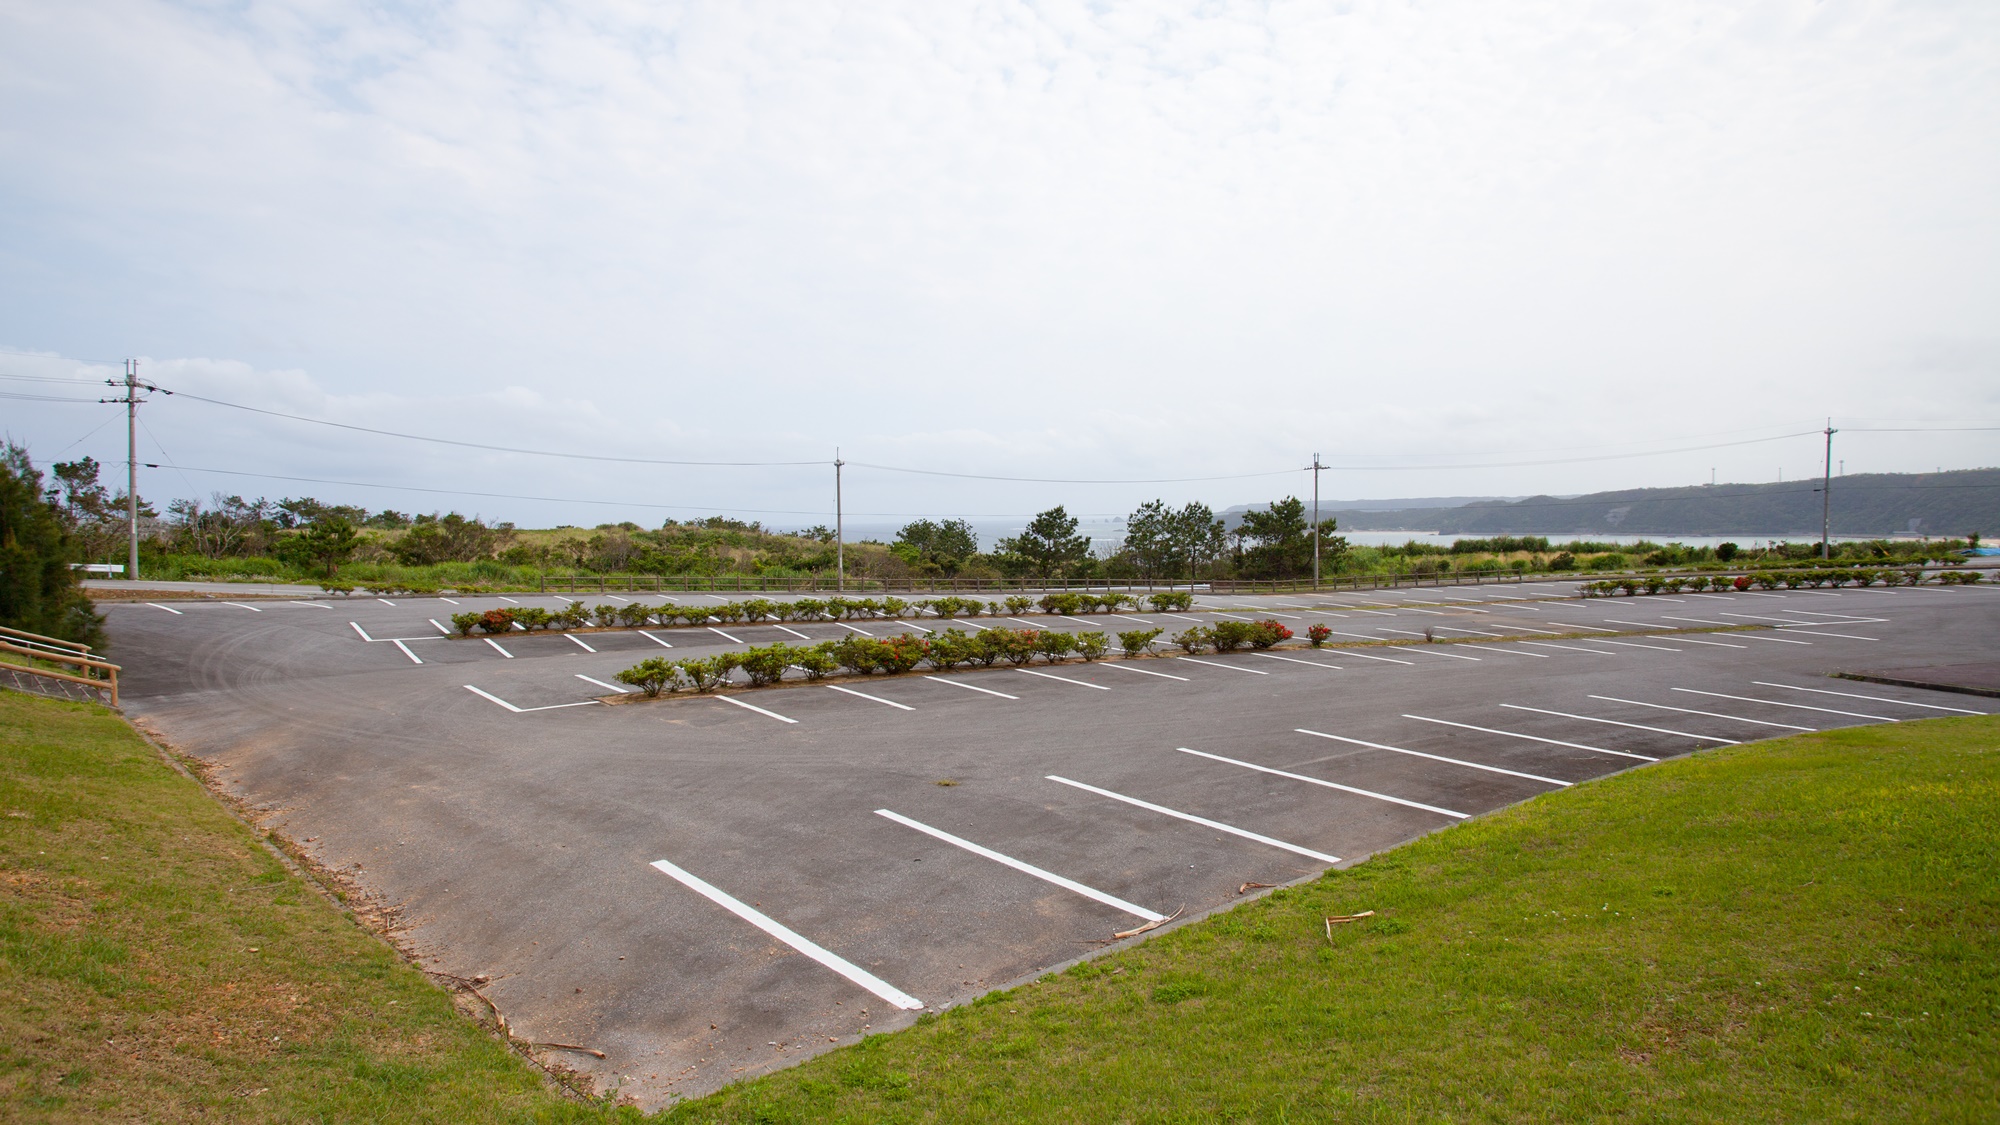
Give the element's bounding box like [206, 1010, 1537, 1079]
[3, 1, 1996, 527]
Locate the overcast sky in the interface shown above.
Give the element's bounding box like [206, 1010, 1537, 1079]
[3, 0, 1996, 531]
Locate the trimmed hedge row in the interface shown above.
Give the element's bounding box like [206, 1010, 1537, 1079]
[1576, 568, 1968, 597]
[448, 590, 1199, 637]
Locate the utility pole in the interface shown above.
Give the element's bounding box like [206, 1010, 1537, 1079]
[1308, 452, 1326, 589]
[834, 449, 845, 593]
[1820, 419, 1837, 559]
[103, 359, 147, 581]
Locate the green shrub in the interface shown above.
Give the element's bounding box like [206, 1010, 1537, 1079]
[1004, 595, 1034, 615]
[1782, 572, 1806, 590]
[879, 597, 910, 619]
[832, 635, 889, 675]
[676, 654, 738, 692]
[1036, 593, 1075, 615]
[1306, 623, 1332, 647]
[514, 607, 552, 631]
[450, 611, 482, 636]
[1547, 552, 1576, 571]
[479, 609, 516, 634]
[1616, 579, 1639, 597]
[737, 644, 793, 686]
[788, 598, 827, 621]
[321, 582, 356, 595]
[1035, 631, 1079, 662]
[986, 600, 1005, 617]
[738, 598, 778, 622]
[1642, 577, 1667, 595]
[558, 602, 591, 629]
[1172, 627, 1214, 654]
[591, 604, 619, 627]
[1148, 592, 1194, 612]
[969, 629, 1010, 666]
[880, 635, 927, 673]
[1212, 621, 1258, 652]
[617, 602, 652, 626]
[999, 629, 1040, 666]
[1248, 621, 1292, 649]
[1075, 632, 1110, 661]
[923, 629, 977, 670]
[1752, 572, 1779, 591]
[1118, 628, 1163, 656]
[616, 657, 680, 697]
[792, 644, 838, 680]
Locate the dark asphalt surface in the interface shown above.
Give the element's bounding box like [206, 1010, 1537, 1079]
[103, 580, 1998, 1105]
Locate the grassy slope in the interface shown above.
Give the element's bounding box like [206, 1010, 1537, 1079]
[0, 693, 628, 1123]
[669, 716, 2000, 1123]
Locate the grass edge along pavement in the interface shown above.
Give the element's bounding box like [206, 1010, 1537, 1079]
[664, 715, 1999, 1123]
[0, 692, 648, 1122]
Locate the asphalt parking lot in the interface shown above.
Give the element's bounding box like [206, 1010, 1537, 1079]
[104, 579, 1997, 1105]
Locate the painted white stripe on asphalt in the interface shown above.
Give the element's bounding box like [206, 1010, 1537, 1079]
[1480, 647, 1552, 658]
[605, 595, 630, 603]
[1590, 638, 1681, 652]
[1404, 608, 1446, 616]
[1402, 646, 1482, 662]
[702, 627, 744, 644]
[1750, 682, 1984, 715]
[349, 621, 374, 641]
[1432, 627, 1504, 637]
[462, 684, 599, 713]
[1401, 714, 1657, 761]
[392, 639, 423, 664]
[1178, 747, 1467, 818]
[835, 622, 875, 636]
[287, 601, 331, 608]
[1499, 704, 1738, 744]
[923, 675, 1018, 699]
[484, 638, 514, 658]
[430, 619, 450, 634]
[1738, 632, 1813, 645]
[716, 694, 798, 723]
[576, 674, 631, 694]
[567, 633, 598, 652]
[223, 602, 263, 612]
[1545, 621, 1618, 632]
[903, 623, 935, 635]
[1670, 688, 1894, 721]
[649, 858, 922, 1010]
[1296, 729, 1570, 786]
[1773, 628, 1877, 641]
[1252, 653, 1342, 670]
[1160, 613, 1206, 623]
[1339, 650, 1416, 665]
[771, 624, 812, 640]
[497, 597, 521, 604]
[377, 598, 396, 606]
[1661, 635, 1748, 648]
[1105, 614, 1155, 625]
[145, 602, 185, 615]
[1045, 775, 1339, 863]
[1520, 641, 1619, 656]
[1004, 617, 1048, 630]
[1095, 661, 1189, 681]
[828, 684, 914, 711]
[1588, 695, 1811, 731]
[875, 810, 1162, 921]
[1261, 612, 1304, 620]
[438, 597, 459, 605]
[705, 595, 731, 603]
[1017, 668, 1111, 690]
[638, 631, 673, 648]
[1174, 657, 1270, 675]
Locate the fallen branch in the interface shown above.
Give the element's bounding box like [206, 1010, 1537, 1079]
[1237, 882, 1278, 895]
[1325, 910, 1376, 943]
[1114, 905, 1185, 940]
[536, 1042, 607, 1059]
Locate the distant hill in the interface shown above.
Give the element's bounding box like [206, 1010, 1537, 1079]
[1320, 469, 1999, 537]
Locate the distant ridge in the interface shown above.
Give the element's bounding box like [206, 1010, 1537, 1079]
[1317, 469, 1999, 537]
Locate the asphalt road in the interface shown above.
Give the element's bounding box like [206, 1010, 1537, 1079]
[103, 579, 1998, 1106]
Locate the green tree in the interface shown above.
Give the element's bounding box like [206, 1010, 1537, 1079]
[1123, 500, 1175, 580]
[893, 518, 979, 575]
[0, 444, 105, 647]
[278, 515, 362, 578]
[1166, 501, 1226, 579]
[999, 505, 1092, 581]
[1237, 497, 1340, 579]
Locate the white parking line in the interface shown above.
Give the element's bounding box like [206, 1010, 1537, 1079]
[1588, 695, 1811, 731]
[1096, 662, 1190, 681]
[1670, 688, 1894, 721]
[1773, 628, 1877, 641]
[1661, 635, 1748, 649]
[349, 621, 374, 641]
[605, 595, 630, 603]
[1499, 703, 1738, 744]
[287, 601, 331, 608]
[1177, 747, 1467, 819]
[1295, 729, 1570, 786]
[1159, 613, 1205, 623]
[147, 603, 184, 615]
[484, 638, 513, 658]
[429, 619, 450, 635]
[902, 623, 935, 635]
[1544, 621, 1618, 632]
[828, 684, 914, 711]
[1403, 608, 1446, 616]
[498, 597, 521, 604]
[438, 597, 459, 605]
[223, 602, 263, 612]
[1046, 776, 1339, 863]
[1105, 614, 1155, 625]
[706, 627, 741, 644]
[1432, 626, 1504, 637]
[649, 858, 923, 1010]
[1479, 647, 1552, 658]
[1751, 682, 1984, 715]
[1174, 657, 1270, 676]
[1402, 646, 1482, 662]
[1590, 638, 1681, 652]
[1738, 632, 1813, 645]
[1017, 669, 1111, 690]
[377, 598, 396, 606]
[716, 695, 798, 723]
[1261, 612, 1304, 620]
[1351, 609, 1396, 617]
[567, 633, 598, 652]
[770, 624, 812, 641]
[638, 631, 673, 648]
[835, 622, 875, 636]
[463, 684, 599, 712]
[705, 595, 731, 603]
[576, 674, 631, 694]
[923, 675, 1019, 699]
[1339, 650, 1416, 665]
[1401, 714, 1657, 761]
[875, 810, 1162, 921]
[391, 639, 423, 664]
[1004, 617, 1048, 630]
[1252, 653, 1341, 670]
[1520, 641, 1619, 656]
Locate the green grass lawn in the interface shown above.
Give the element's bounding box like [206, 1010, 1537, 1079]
[668, 715, 2000, 1123]
[0, 692, 633, 1123]
[3, 692, 1994, 1122]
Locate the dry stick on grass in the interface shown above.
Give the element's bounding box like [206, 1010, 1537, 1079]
[1115, 905, 1185, 940]
[536, 1043, 608, 1059]
[1325, 911, 1377, 943]
[1238, 882, 1279, 895]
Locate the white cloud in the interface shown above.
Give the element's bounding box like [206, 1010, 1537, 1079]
[2, 0, 1996, 524]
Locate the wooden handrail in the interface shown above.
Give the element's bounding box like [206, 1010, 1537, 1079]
[0, 645, 118, 706]
[0, 624, 91, 653]
[0, 640, 120, 674]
